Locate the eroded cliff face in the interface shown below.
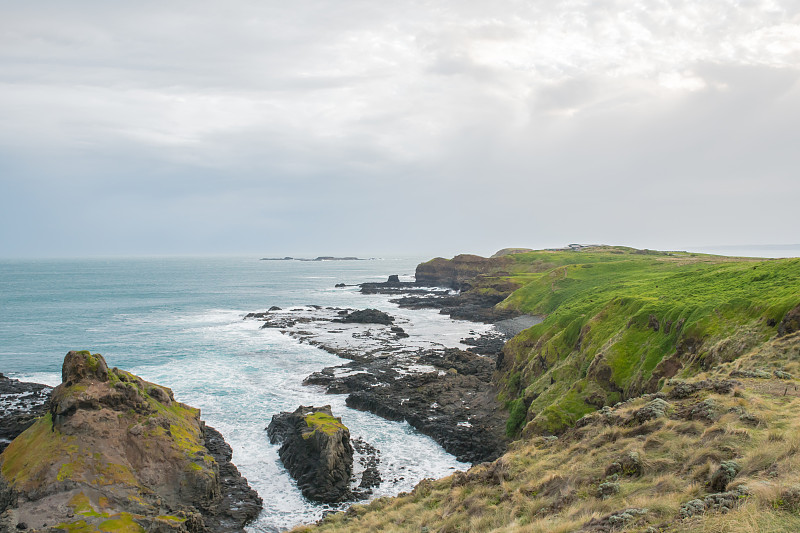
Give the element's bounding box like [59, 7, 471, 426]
[414, 254, 513, 289]
[0, 351, 261, 532]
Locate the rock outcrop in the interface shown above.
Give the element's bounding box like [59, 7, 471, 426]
[0, 351, 262, 532]
[414, 254, 513, 289]
[391, 290, 520, 323]
[267, 405, 353, 503]
[336, 309, 395, 325]
[344, 349, 507, 463]
[778, 303, 800, 337]
[0, 374, 51, 453]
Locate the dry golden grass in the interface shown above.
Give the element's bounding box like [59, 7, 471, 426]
[294, 338, 800, 533]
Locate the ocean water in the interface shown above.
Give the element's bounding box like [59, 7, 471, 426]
[0, 257, 488, 531]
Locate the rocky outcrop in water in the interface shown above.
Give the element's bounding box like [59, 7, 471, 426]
[0, 351, 262, 532]
[336, 309, 395, 325]
[306, 346, 509, 463]
[202, 426, 264, 531]
[0, 374, 51, 453]
[267, 405, 354, 503]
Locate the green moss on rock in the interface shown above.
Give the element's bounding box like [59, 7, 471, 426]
[303, 411, 348, 437]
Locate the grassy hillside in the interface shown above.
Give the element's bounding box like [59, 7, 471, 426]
[293, 246, 800, 533]
[493, 247, 800, 436]
[296, 328, 800, 533]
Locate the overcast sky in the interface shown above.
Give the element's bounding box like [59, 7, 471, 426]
[1, 0, 799, 258]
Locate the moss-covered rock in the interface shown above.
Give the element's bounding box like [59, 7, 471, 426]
[0, 351, 261, 532]
[267, 405, 354, 502]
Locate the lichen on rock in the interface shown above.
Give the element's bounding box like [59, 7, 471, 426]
[0, 351, 261, 532]
[267, 405, 354, 503]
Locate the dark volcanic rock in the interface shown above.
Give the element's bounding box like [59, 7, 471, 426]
[267, 405, 354, 503]
[387, 275, 401, 283]
[0, 375, 51, 453]
[345, 349, 507, 464]
[392, 292, 519, 323]
[352, 437, 381, 493]
[461, 332, 506, 356]
[202, 426, 263, 531]
[391, 326, 409, 338]
[359, 281, 451, 297]
[336, 308, 395, 325]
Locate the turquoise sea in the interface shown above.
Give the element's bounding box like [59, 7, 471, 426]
[0, 257, 480, 531]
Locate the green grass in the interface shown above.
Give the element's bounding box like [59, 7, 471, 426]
[491, 248, 800, 435]
[304, 412, 348, 437]
[294, 366, 800, 533]
[291, 247, 800, 533]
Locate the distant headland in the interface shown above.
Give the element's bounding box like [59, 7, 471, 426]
[260, 256, 372, 261]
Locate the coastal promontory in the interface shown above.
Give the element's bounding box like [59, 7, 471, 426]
[291, 246, 800, 533]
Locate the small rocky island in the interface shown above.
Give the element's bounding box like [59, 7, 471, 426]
[267, 406, 354, 503]
[0, 351, 262, 532]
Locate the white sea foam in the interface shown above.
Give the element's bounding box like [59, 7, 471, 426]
[0, 257, 482, 532]
[12, 371, 61, 388]
[131, 329, 469, 532]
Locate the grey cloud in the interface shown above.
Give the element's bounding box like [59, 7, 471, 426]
[1, 0, 799, 257]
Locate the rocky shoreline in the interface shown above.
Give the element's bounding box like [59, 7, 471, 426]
[248, 275, 540, 468]
[0, 264, 539, 529]
[0, 374, 52, 454]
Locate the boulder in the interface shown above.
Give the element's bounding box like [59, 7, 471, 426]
[267, 405, 353, 502]
[62, 349, 108, 384]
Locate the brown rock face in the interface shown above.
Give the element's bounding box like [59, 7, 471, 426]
[415, 255, 512, 289]
[61, 350, 109, 384]
[778, 304, 800, 337]
[0, 351, 261, 532]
